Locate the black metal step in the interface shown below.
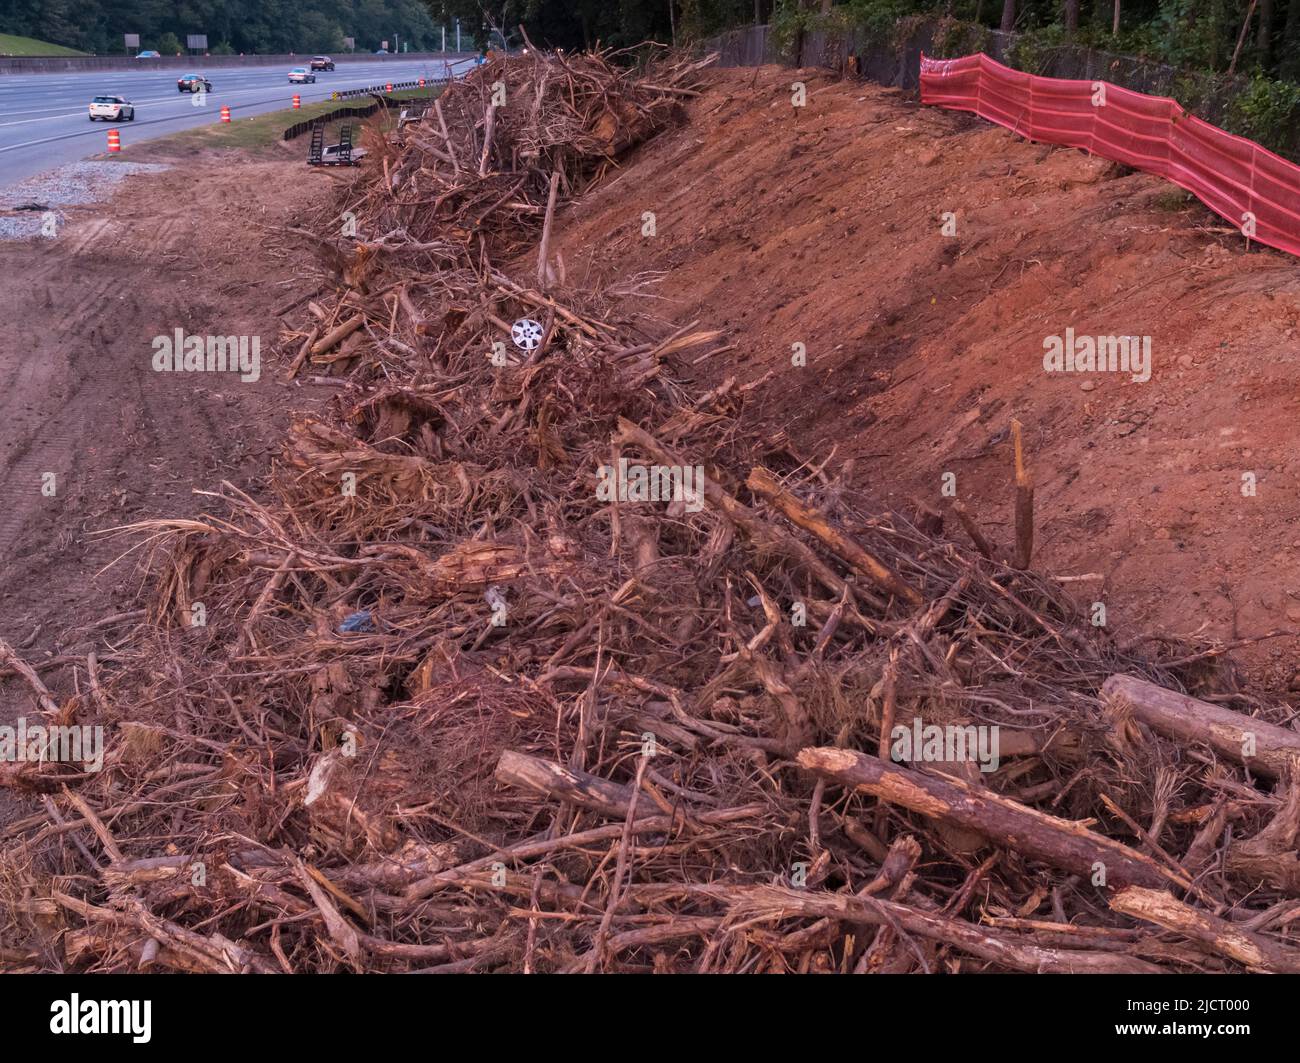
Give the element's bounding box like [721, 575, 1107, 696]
[308, 123, 324, 165]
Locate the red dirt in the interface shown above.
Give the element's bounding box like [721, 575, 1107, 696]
[551, 65, 1300, 693]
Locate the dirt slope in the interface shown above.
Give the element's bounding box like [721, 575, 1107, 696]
[551, 65, 1300, 691]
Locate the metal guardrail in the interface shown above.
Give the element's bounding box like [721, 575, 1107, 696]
[331, 77, 445, 100]
[281, 85, 446, 141]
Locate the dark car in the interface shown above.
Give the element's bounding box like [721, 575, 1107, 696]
[177, 73, 212, 93]
[309, 56, 335, 71]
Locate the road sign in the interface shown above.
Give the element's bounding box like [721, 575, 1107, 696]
[124, 33, 140, 49]
[186, 34, 208, 50]
[344, 37, 355, 50]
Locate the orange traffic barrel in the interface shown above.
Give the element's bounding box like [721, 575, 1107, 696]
[292, 94, 301, 109]
[385, 82, 392, 92]
[219, 105, 231, 122]
[106, 129, 121, 152]
[418, 77, 425, 87]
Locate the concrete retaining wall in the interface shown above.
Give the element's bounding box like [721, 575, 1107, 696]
[0, 51, 474, 75]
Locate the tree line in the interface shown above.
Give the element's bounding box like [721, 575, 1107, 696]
[775, 0, 1300, 81]
[4, 0, 446, 55]
[11, 0, 1300, 83]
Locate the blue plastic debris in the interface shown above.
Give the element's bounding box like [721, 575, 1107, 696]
[339, 610, 375, 633]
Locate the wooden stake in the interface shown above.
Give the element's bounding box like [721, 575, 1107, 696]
[1010, 419, 1034, 569]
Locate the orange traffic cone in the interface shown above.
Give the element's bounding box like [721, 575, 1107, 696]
[219, 105, 231, 122]
[106, 129, 121, 152]
[292, 94, 301, 109]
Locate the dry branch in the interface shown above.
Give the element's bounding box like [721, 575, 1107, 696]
[797, 746, 1177, 889]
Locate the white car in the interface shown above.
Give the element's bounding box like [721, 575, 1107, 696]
[288, 67, 316, 84]
[89, 95, 135, 121]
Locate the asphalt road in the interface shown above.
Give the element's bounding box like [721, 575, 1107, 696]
[0, 56, 478, 187]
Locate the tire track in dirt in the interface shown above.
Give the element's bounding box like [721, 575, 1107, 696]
[0, 156, 330, 677]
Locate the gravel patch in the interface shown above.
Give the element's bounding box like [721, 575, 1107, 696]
[0, 159, 168, 240]
[0, 214, 49, 240]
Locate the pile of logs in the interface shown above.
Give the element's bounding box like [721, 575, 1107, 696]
[2, 51, 1299, 974]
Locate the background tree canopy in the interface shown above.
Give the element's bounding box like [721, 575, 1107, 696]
[0, 0, 755, 54]
[5, 0, 1300, 83]
[1, 0, 445, 54]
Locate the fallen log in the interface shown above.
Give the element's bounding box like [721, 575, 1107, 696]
[797, 746, 1178, 889]
[64, 928, 209, 973]
[1110, 886, 1300, 973]
[1102, 673, 1300, 779]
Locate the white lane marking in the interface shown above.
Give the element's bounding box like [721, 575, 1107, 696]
[0, 66, 455, 128]
[0, 70, 468, 154]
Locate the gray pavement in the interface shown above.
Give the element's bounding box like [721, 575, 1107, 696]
[0, 55, 478, 188]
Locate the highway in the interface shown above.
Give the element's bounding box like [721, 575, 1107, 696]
[0, 56, 478, 187]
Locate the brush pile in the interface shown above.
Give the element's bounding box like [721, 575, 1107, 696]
[4, 50, 1300, 975]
